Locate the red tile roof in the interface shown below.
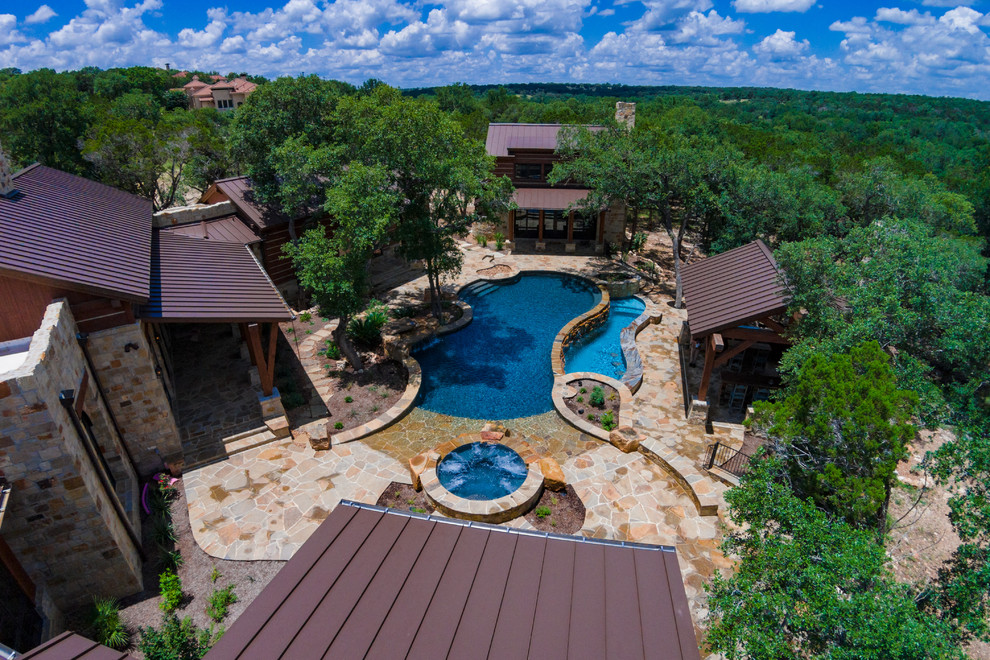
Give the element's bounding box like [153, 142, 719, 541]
[20, 631, 135, 659]
[206, 502, 700, 660]
[485, 123, 605, 157]
[513, 187, 591, 210]
[211, 176, 288, 230]
[681, 239, 790, 339]
[141, 231, 291, 322]
[0, 164, 152, 301]
[160, 215, 260, 244]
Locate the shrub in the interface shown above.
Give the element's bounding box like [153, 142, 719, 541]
[159, 569, 183, 613]
[281, 391, 305, 410]
[334, 422, 344, 430]
[299, 311, 312, 324]
[138, 613, 211, 660]
[535, 505, 551, 519]
[90, 596, 130, 650]
[580, 387, 587, 394]
[348, 303, 390, 345]
[589, 386, 605, 408]
[600, 411, 617, 431]
[577, 396, 583, 403]
[587, 413, 597, 421]
[325, 341, 341, 360]
[161, 549, 184, 572]
[206, 584, 238, 623]
[151, 513, 176, 548]
[493, 231, 505, 251]
[478, 234, 488, 247]
[630, 231, 648, 253]
[344, 396, 353, 403]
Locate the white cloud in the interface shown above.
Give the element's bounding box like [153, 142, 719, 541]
[25, 5, 57, 24]
[669, 10, 745, 44]
[921, 0, 975, 6]
[875, 8, 935, 26]
[753, 28, 809, 57]
[733, 0, 815, 14]
[624, 0, 712, 31]
[0, 15, 27, 46]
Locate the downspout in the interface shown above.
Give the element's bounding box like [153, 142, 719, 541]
[75, 332, 140, 477]
[58, 391, 146, 561]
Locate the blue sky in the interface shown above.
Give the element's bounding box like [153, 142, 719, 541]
[2, 0, 989, 99]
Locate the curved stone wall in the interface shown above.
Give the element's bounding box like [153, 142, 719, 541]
[551, 372, 634, 442]
[596, 271, 642, 298]
[551, 283, 611, 376]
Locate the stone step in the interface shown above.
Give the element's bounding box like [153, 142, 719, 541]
[224, 428, 278, 455]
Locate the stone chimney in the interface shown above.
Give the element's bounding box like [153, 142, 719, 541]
[0, 141, 16, 199]
[615, 102, 636, 129]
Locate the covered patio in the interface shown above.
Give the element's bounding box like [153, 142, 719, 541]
[678, 240, 792, 424]
[507, 188, 604, 253]
[140, 231, 295, 469]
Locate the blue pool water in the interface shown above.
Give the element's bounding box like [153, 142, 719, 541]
[437, 442, 528, 500]
[414, 272, 600, 419]
[564, 296, 646, 379]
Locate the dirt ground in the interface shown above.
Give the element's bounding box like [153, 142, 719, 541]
[376, 482, 436, 515]
[524, 485, 586, 534]
[886, 429, 990, 659]
[67, 481, 285, 657]
[565, 379, 620, 430]
[321, 357, 407, 432]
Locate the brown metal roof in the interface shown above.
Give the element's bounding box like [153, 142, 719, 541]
[681, 239, 790, 339]
[159, 214, 260, 245]
[0, 165, 152, 301]
[212, 176, 288, 231]
[485, 123, 604, 157]
[206, 502, 700, 660]
[20, 631, 135, 659]
[513, 187, 593, 210]
[141, 231, 292, 322]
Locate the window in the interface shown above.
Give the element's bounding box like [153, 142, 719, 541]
[543, 210, 567, 239]
[513, 209, 540, 238]
[573, 212, 597, 241]
[514, 163, 543, 181]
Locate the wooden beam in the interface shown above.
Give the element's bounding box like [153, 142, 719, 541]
[567, 210, 574, 242]
[238, 323, 256, 365]
[758, 317, 787, 334]
[712, 333, 724, 352]
[0, 534, 35, 602]
[264, 322, 278, 396]
[698, 334, 717, 402]
[721, 327, 790, 345]
[245, 323, 275, 396]
[714, 339, 756, 369]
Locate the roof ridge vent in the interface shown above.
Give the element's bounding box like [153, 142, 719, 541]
[0, 140, 17, 198]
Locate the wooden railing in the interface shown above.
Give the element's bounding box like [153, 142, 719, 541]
[704, 442, 753, 478]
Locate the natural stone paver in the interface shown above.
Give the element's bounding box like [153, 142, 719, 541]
[184, 436, 408, 560]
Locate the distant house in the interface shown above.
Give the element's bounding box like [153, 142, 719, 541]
[484, 103, 634, 253]
[181, 75, 257, 111]
[0, 155, 292, 653]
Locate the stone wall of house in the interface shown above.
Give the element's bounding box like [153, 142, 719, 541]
[152, 201, 237, 228]
[0, 301, 143, 610]
[86, 322, 183, 476]
[602, 200, 627, 247]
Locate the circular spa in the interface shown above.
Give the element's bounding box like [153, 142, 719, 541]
[436, 442, 528, 500]
[420, 438, 545, 523]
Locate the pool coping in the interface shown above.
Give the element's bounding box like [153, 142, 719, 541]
[619, 304, 664, 394]
[552, 372, 634, 442]
[420, 434, 545, 523]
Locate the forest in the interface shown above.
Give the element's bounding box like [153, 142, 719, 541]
[1, 66, 989, 658]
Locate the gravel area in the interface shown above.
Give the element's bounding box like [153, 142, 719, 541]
[67, 480, 285, 657]
[524, 485, 586, 534]
[565, 378, 620, 430]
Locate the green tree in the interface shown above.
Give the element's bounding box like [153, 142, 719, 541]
[283, 163, 396, 370]
[750, 341, 917, 528]
[0, 68, 88, 172]
[707, 458, 962, 659]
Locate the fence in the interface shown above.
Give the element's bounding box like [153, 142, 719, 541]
[704, 442, 753, 478]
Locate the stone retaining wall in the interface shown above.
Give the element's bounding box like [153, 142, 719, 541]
[551, 372, 633, 442]
[0, 302, 143, 610]
[619, 305, 663, 394]
[551, 283, 610, 376]
[330, 357, 422, 444]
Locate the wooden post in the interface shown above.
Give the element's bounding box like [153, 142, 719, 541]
[538, 210, 544, 241]
[698, 334, 718, 402]
[507, 210, 514, 241]
[238, 323, 256, 365]
[245, 323, 277, 396]
[597, 210, 605, 244]
[567, 211, 574, 242]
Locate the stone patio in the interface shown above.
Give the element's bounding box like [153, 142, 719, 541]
[179, 244, 737, 651]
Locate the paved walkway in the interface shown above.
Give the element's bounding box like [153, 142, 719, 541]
[180, 245, 734, 649]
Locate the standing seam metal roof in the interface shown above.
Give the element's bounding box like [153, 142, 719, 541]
[212, 176, 288, 231]
[485, 123, 605, 157]
[681, 239, 790, 339]
[140, 231, 292, 322]
[0, 165, 152, 301]
[19, 631, 135, 659]
[159, 214, 261, 244]
[206, 501, 700, 660]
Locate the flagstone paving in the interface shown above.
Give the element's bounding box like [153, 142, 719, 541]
[180, 245, 736, 653]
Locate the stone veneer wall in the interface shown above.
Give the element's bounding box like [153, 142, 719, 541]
[86, 322, 183, 475]
[601, 200, 626, 247]
[0, 301, 142, 610]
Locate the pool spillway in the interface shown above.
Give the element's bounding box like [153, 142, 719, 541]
[564, 296, 646, 379]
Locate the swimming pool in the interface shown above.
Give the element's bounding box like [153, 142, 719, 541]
[564, 296, 646, 379]
[414, 272, 600, 419]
